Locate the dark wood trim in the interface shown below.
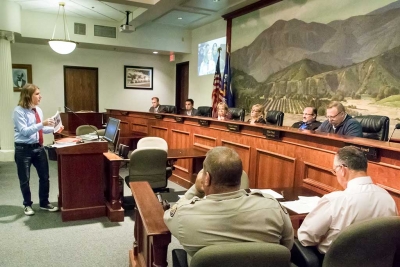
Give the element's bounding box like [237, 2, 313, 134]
[226, 18, 232, 54]
[222, 0, 282, 20]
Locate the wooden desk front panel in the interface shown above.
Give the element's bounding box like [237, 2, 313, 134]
[107, 110, 400, 209]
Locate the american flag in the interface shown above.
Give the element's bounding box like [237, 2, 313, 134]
[211, 52, 223, 117]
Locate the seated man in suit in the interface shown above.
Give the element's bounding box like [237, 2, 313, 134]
[164, 147, 293, 264]
[183, 98, 197, 116]
[148, 97, 166, 113]
[316, 101, 363, 137]
[292, 107, 321, 130]
[297, 146, 398, 256]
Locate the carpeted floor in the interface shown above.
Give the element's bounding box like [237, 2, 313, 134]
[0, 159, 184, 267]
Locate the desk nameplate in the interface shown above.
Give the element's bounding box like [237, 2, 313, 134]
[175, 117, 184, 123]
[263, 129, 282, 140]
[345, 143, 379, 161]
[198, 119, 210, 126]
[227, 124, 241, 132]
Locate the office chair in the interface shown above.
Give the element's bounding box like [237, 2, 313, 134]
[76, 125, 98, 135]
[266, 110, 284, 126]
[124, 137, 172, 191]
[197, 106, 212, 117]
[353, 115, 390, 141]
[173, 242, 291, 267]
[291, 216, 400, 267]
[124, 147, 169, 190]
[159, 105, 177, 114]
[228, 108, 245, 121]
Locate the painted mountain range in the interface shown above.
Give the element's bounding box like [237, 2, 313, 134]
[231, 4, 400, 83]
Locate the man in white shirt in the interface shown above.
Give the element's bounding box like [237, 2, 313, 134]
[297, 146, 398, 255]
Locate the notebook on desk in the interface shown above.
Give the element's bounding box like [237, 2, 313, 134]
[280, 196, 321, 214]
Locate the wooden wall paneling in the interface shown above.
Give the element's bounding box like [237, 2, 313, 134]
[150, 124, 168, 140]
[255, 148, 296, 188]
[221, 140, 251, 176]
[193, 134, 217, 150]
[368, 161, 400, 207]
[170, 128, 191, 175]
[302, 161, 341, 194]
[131, 117, 149, 134]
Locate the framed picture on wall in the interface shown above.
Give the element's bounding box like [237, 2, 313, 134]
[124, 65, 153, 90]
[12, 64, 32, 92]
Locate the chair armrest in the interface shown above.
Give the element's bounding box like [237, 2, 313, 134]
[291, 239, 321, 267]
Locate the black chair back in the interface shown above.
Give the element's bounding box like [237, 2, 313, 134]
[228, 108, 245, 121]
[197, 106, 212, 117]
[160, 105, 176, 114]
[266, 110, 284, 126]
[353, 115, 389, 141]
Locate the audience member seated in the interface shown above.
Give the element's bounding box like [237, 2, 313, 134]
[316, 101, 363, 137]
[149, 97, 166, 113]
[296, 146, 398, 259]
[247, 104, 266, 124]
[292, 107, 321, 130]
[164, 146, 294, 265]
[215, 102, 231, 121]
[182, 99, 198, 116]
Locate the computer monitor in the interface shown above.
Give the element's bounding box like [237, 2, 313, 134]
[103, 117, 120, 145]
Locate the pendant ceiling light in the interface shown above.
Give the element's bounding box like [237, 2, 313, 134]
[48, 2, 77, 54]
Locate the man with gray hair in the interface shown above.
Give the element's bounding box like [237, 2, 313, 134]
[298, 146, 398, 254]
[316, 101, 363, 137]
[164, 146, 293, 263]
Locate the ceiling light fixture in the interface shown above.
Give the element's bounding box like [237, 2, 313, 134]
[153, 51, 159, 54]
[48, 2, 77, 54]
[178, 17, 182, 20]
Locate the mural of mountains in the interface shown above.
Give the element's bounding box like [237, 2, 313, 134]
[232, 45, 400, 112]
[231, 4, 400, 83]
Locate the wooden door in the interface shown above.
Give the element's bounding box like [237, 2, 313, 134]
[175, 62, 189, 113]
[64, 66, 98, 112]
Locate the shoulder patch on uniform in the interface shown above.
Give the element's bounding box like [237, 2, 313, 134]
[248, 190, 265, 197]
[169, 203, 178, 217]
[188, 196, 202, 204]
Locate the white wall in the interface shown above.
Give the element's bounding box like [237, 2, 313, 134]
[179, 19, 226, 107]
[11, 43, 176, 143]
[21, 10, 191, 53]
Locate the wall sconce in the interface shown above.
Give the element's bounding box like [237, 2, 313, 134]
[48, 2, 77, 54]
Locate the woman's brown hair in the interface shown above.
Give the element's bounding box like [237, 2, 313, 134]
[18, 84, 38, 109]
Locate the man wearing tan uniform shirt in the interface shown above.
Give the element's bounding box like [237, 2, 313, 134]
[163, 146, 293, 264]
[298, 146, 398, 256]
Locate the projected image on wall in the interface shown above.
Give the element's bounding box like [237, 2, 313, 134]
[198, 37, 226, 76]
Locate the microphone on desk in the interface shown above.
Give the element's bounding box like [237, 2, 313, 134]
[64, 106, 100, 141]
[388, 123, 400, 142]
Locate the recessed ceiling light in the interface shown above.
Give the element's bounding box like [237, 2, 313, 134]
[178, 17, 183, 20]
[213, 0, 220, 2]
[153, 51, 158, 54]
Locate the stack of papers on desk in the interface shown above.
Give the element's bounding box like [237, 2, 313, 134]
[250, 189, 284, 199]
[79, 134, 98, 141]
[280, 196, 321, 214]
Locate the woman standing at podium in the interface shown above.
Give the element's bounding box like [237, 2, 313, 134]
[13, 84, 62, 216]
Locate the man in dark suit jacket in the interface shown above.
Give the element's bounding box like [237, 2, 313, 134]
[183, 99, 198, 116]
[149, 97, 166, 113]
[292, 107, 321, 130]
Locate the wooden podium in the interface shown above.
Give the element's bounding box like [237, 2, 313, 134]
[56, 141, 108, 222]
